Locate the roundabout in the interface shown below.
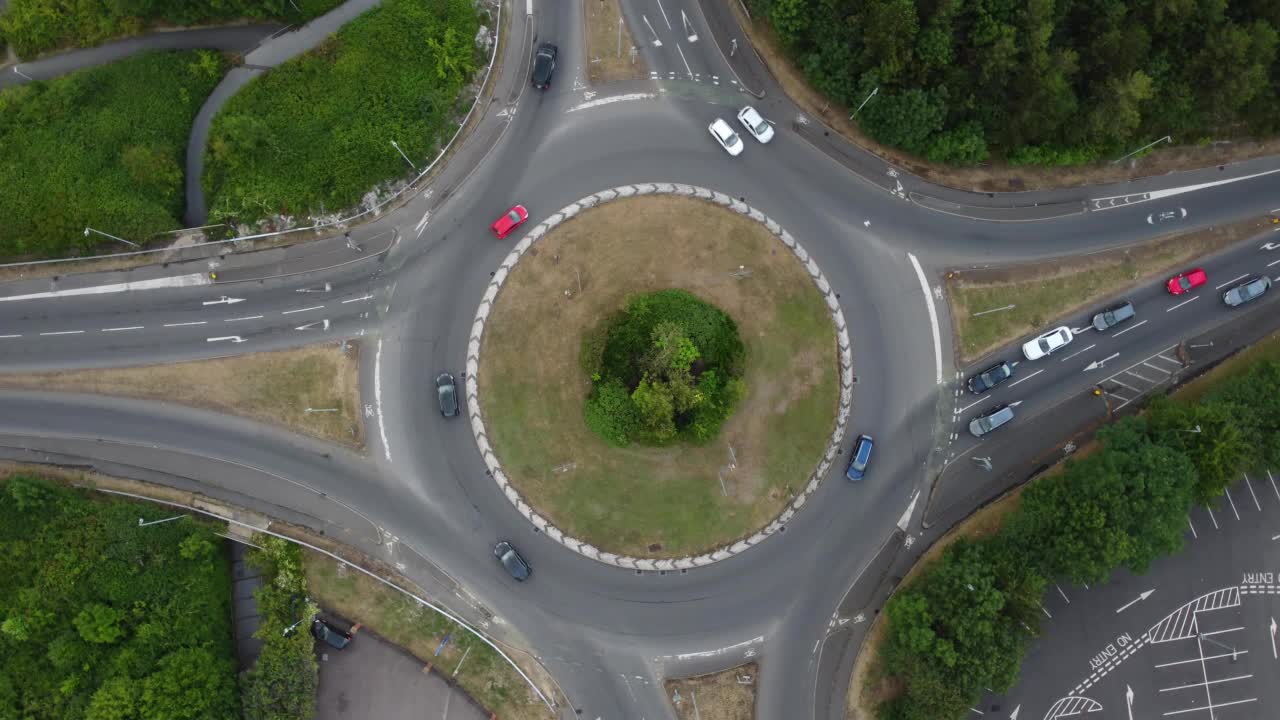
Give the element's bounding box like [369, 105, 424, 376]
[470, 188, 851, 563]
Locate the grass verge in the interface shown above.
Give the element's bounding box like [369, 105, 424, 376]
[479, 195, 838, 558]
[303, 550, 555, 719]
[948, 216, 1275, 363]
[203, 0, 485, 225]
[664, 663, 758, 720]
[583, 0, 647, 84]
[730, 5, 1280, 193]
[0, 343, 363, 447]
[0, 50, 226, 260]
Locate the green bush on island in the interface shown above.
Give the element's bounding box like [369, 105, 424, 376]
[877, 358, 1280, 720]
[581, 289, 746, 446]
[203, 0, 483, 225]
[0, 50, 227, 260]
[0, 0, 345, 58]
[0, 475, 239, 719]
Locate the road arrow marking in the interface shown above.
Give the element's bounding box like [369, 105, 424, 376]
[202, 296, 244, 305]
[897, 490, 920, 532]
[681, 10, 697, 41]
[1270, 617, 1276, 659]
[1085, 353, 1121, 371]
[295, 283, 332, 293]
[1261, 242, 1280, 251]
[206, 336, 245, 343]
[1126, 685, 1135, 720]
[1010, 704, 1020, 719]
[295, 319, 330, 331]
[1116, 589, 1154, 613]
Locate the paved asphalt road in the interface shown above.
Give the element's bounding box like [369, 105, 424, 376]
[4, 1, 1280, 718]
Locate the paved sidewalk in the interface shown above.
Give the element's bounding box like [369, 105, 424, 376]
[229, 540, 267, 670]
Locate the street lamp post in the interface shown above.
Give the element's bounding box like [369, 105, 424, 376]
[849, 86, 878, 120]
[84, 226, 141, 248]
[390, 140, 417, 171]
[1112, 135, 1171, 164]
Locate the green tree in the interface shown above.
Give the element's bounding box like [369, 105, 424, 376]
[140, 647, 237, 720]
[86, 677, 139, 720]
[1145, 395, 1253, 504]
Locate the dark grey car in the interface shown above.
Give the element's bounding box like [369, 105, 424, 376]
[1222, 276, 1271, 307]
[531, 42, 557, 89]
[969, 404, 1015, 438]
[494, 541, 531, 581]
[436, 372, 458, 417]
[1091, 301, 1136, 331]
[967, 361, 1014, 394]
[311, 617, 352, 649]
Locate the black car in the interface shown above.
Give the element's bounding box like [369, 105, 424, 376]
[531, 42, 557, 89]
[494, 541, 531, 581]
[966, 361, 1013, 394]
[310, 617, 352, 649]
[436, 372, 458, 417]
[1091, 301, 1136, 331]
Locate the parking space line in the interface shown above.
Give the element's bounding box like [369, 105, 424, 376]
[1056, 584, 1070, 603]
[1214, 273, 1250, 290]
[1060, 343, 1096, 362]
[1111, 378, 1142, 392]
[1163, 698, 1257, 716]
[1244, 474, 1261, 511]
[1159, 674, 1254, 693]
[1007, 369, 1044, 388]
[1143, 361, 1171, 373]
[1207, 506, 1219, 529]
[1225, 487, 1240, 520]
[1200, 626, 1244, 637]
[1188, 517, 1198, 538]
[1167, 296, 1200, 312]
[1155, 353, 1182, 366]
[1156, 650, 1249, 668]
[1270, 471, 1279, 501]
[1125, 369, 1159, 383]
[1112, 319, 1149, 337]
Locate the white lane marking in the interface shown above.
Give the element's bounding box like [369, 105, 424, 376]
[1060, 343, 1097, 362]
[163, 321, 207, 327]
[1245, 474, 1261, 511]
[1092, 167, 1280, 208]
[282, 305, 324, 315]
[375, 338, 392, 462]
[1156, 650, 1248, 668]
[1056, 584, 1070, 603]
[1200, 626, 1243, 637]
[1167, 296, 1199, 312]
[101, 326, 144, 332]
[1163, 698, 1257, 716]
[654, 0, 671, 28]
[526, 0, 531, 16]
[567, 92, 656, 113]
[1269, 258, 1280, 267]
[1111, 319, 1148, 337]
[1269, 470, 1280, 501]
[1110, 377, 1141, 392]
[675, 43, 693, 77]
[225, 315, 263, 322]
[1159, 675, 1253, 693]
[342, 294, 374, 304]
[39, 330, 84, 336]
[1125, 369, 1157, 383]
[1225, 487, 1240, 520]
[1007, 368, 1044, 388]
[0, 334, 22, 338]
[907, 253, 943, 384]
[207, 336, 246, 343]
[1143, 362, 1169, 373]
[1215, 273, 1250, 290]
[1188, 517, 1198, 539]
[957, 396, 990, 414]
[0, 273, 208, 302]
[1207, 505, 1218, 529]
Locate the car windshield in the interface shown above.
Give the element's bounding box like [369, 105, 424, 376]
[725, 132, 740, 146]
[507, 210, 521, 223]
[977, 417, 993, 433]
[753, 119, 768, 133]
[1179, 276, 1192, 291]
[1038, 338, 1052, 352]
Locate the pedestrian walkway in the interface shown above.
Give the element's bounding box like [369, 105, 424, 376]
[229, 540, 266, 669]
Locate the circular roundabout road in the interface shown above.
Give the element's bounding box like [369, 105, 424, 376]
[4, 1, 1280, 719]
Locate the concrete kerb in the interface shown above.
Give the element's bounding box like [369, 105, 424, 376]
[467, 184, 855, 569]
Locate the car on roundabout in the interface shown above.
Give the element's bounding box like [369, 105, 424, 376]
[1021, 326, 1073, 361]
[1222, 275, 1271, 307]
[967, 361, 1014, 394]
[708, 118, 744, 156]
[494, 541, 531, 581]
[845, 434, 874, 481]
[736, 106, 774, 143]
[436, 372, 458, 417]
[1166, 268, 1207, 295]
[491, 205, 528, 239]
[531, 42, 557, 89]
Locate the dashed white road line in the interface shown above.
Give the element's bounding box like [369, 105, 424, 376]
[101, 326, 143, 332]
[1111, 319, 1148, 337]
[282, 305, 324, 315]
[342, 294, 374, 304]
[1167, 296, 1199, 312]
[39, 330, 84, 336]
[1214, 273, 1250, 290]
[907, 253, 943, 384]
[1060, 343, 1096, 362]
[163, 321, 206, 327]
[1008, 368, 1044, 388]
[0, 334, 22, 339]
[225, 315, 263, 322]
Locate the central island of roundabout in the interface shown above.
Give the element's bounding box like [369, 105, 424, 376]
[467, 185, 854, 569]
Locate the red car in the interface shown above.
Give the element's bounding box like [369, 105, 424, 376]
[1166, 268, 1207, 295]
[491, 205, 528, 239]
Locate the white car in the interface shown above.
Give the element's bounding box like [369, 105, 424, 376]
[736, 106, 774, 143]
[708, 118, 744, 156]
[1022, 326, 1073, 360]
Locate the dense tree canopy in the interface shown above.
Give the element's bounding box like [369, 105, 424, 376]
[581, 290, 746, 446]
[751, 0, 1280, 165]
[0, 475, 239, 720]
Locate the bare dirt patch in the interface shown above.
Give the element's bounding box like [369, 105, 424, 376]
[948, 215, 1277, 363]
[583, 0, 647, 84]
[731, 6, 1280, 193]
[0, 343, 364, 446]
[479, 195, 838, 558]
[664, 663, 758, 720]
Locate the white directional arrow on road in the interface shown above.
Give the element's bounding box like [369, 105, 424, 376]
[206, 336, 245, 343]
[295, 319, 331, 331]
[1270, 617, 1277, 659]
[1085, 353, 1121, 371]
[681, 10, 697, 42]
[203, 296, 244, 306]
[897, 490, 920, 532]
[1261, 242, 1280, 251]
[1116, 589, 1155, 613]
[1126, 685, 1135, 720]
[1010, 704, 1020, 719]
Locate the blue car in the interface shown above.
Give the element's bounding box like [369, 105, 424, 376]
[845, 435, 874, 482]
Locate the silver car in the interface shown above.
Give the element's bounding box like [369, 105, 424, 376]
[969, 404, 1015, 438]
[1222, 276, 1271, 307]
